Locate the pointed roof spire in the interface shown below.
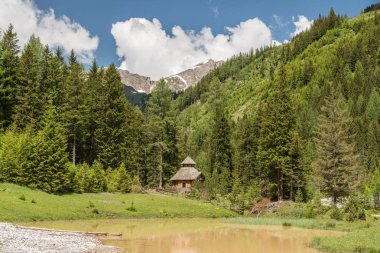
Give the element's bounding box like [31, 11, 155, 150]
[181, 156, 196, 166]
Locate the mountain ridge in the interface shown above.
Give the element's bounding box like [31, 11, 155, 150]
[119, 59, 222, 94]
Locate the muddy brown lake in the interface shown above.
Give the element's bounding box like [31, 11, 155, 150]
[21, 219, 342, 253]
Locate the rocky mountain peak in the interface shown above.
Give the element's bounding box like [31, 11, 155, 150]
[119, 59, 222, 94]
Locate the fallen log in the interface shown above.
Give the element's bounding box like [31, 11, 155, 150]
[15, 225, 122, 237]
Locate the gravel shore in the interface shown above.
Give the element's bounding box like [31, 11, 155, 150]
[0, 223, 119, 253]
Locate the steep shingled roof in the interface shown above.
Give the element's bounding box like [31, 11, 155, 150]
[181, 156, 196, 165]
[170, 166, 202, 181]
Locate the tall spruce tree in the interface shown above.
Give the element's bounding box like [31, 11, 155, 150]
[232, 114, 260, 186]
[62, 58, 86, 165]
[144, 80, 178, 188]
[24, 105, 70, 193]
[44, 47, 65, 108]
[0, 25, 19, 128]
[13, 35, 45, 129]
[209, 99, 232, 195]
[94, 63, 141, 170]
[81, 60, 102, 164]
[313, 90, 360, 205]
[256, 81, 295, 200]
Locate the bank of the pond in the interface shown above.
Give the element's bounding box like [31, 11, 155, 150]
[226, 217, 380, 253]
[0, 223, 118, 253]
[0, 183, 235, 222]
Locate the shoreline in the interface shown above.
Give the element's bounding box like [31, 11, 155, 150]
[0, 223, 119, 253]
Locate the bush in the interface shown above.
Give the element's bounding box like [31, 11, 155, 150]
[131, 175, 144, 193]
[329, 207, 343, 220]
[19, 194, 26, 201]
[304, 202, 320, 218]
[282, 222, 292, 227]
[92, 208, 99, 214]
[126, 201, 137, 212]
[324, 221, 336, 228]
[344, 194, 366, 222]
[31, 199, 36, 204]
[295, 189, 304, 203]
[87, 201, 95, 208]
[303, 191, 325, 218]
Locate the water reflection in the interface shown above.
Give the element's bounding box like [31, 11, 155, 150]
[21, 219, 340, 253]
[103, 225, 337, 253]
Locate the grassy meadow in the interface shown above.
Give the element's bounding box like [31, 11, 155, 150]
[0, 183, 235, 222]
[226, 217, 380, 253]
[2, 182, 380, 253]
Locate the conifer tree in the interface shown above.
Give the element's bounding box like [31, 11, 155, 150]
[145, 80, 178, 188]
[313, 90, 360, 206]
[0, 127, 32, 184]
[0, 25, 19, 128]
[80, 60, 102, 164]
[116, 163, 132, 193]
[88, 161, 107, 192]
[62, 57, 86, 165]
[44, 48, 65, 107]
[95, 63, 141, 169]
[209, 99, 232, 195]
[14, 35, 45, 129]
[232, 115, 260, 186]
[256, 82, 295, 200]
[24, 106, 70, 193]
[287, 132, 306, 200]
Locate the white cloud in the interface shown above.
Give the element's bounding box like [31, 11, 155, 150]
[111, 18, 273, 80]
[291, 15, 313, 37]
[0, 0, 99, 62]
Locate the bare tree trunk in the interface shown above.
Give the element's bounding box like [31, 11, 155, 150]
[159, 146, 163, 189]
[278, 168, 283, 201]
[333, 193, 338, 207]
[290, 184, 294, 201]
[72, 135, 76, 166]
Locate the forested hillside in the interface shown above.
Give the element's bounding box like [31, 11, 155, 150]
[0, 6, 379, 213]
[171, 9, 380, 206]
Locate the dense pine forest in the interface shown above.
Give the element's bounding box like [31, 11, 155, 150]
[0, 7, 379, 215]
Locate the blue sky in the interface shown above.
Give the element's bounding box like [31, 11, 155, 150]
[0, 0, 375, 78]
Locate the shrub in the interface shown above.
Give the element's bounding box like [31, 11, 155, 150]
[87, 201, 95, 208]
[159, 209, 169, 217]
[303, 191, 325, 218]
[92, 208, 99, 214]
[126, 201, 137, 212]
[295, 189, 304, 203]
[19, 194, 26, 201]
[282, 222, 292, 227]
[329, 207, 343, 220]
[31, 199, 36, 204]
[324, 221, 336, 228]
[304, 202, 318, 218]
[344, 194, 366, 222]
[131, 175, 144, 193]
[70, 161, 107, 193]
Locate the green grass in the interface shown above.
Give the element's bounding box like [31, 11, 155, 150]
[0, 183, 236, 222]
[226, 217, 380, 253]
[224, 217, 369, 231]
[311, 227, 380, 253]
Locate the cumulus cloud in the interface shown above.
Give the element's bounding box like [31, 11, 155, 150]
[111, 18, 273, 80]
[0, 0, 99, 62]
[291, 15, 313, 37]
